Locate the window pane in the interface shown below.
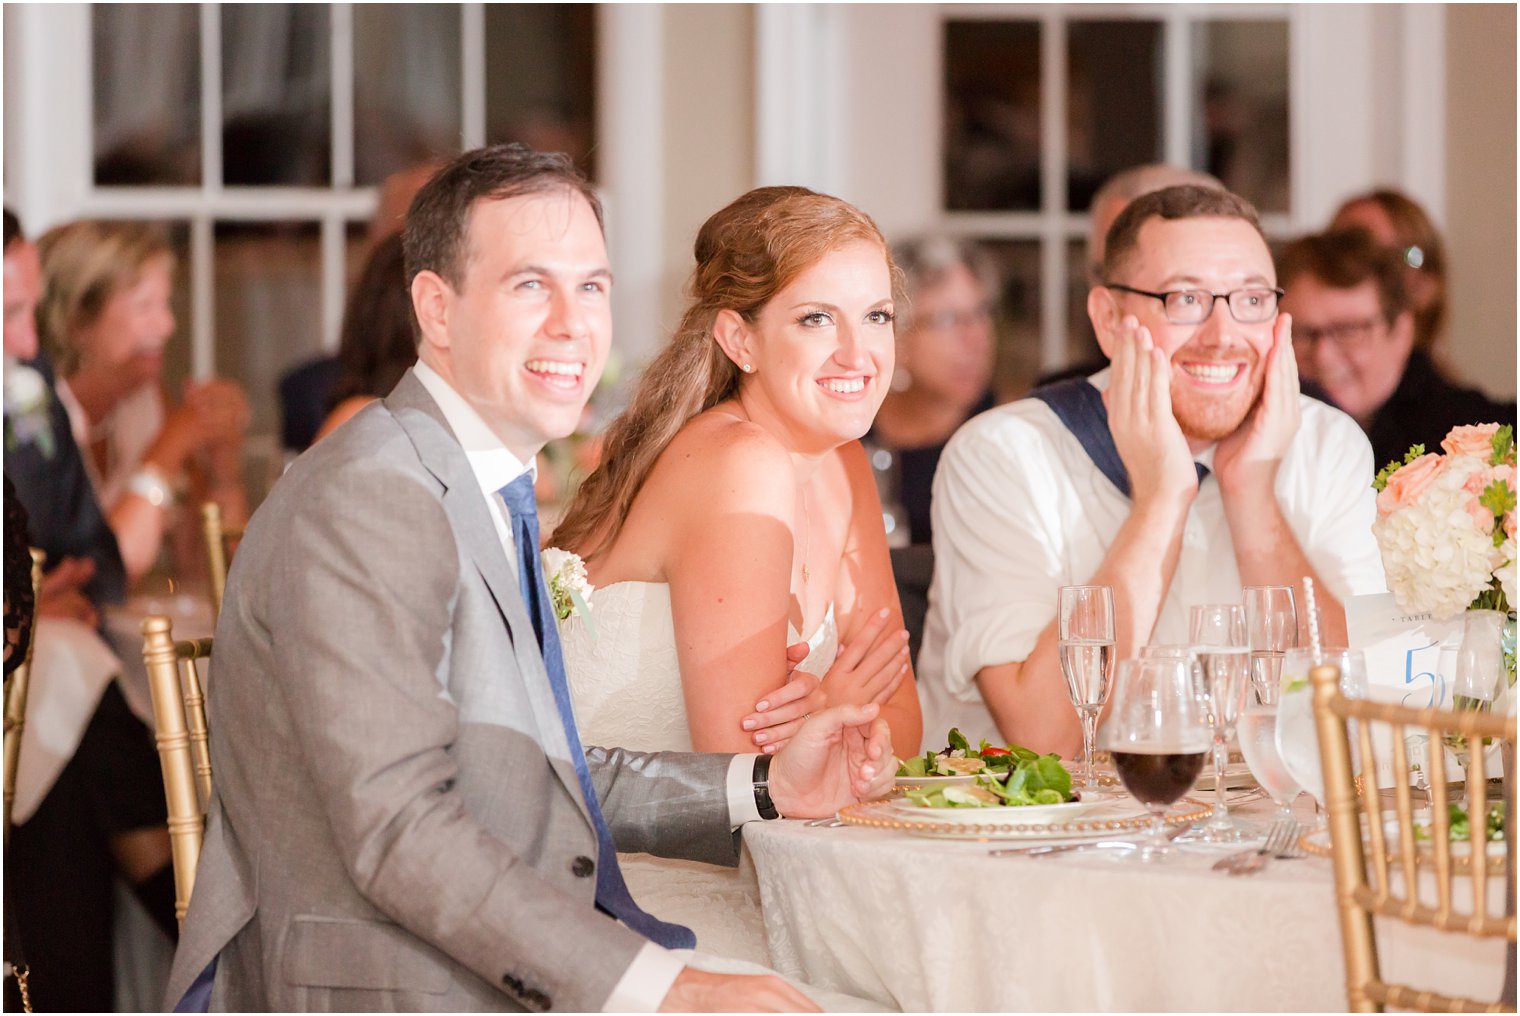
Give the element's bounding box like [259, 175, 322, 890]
[221, 5, 331, 186]
[1194, 21, 1290, 213]
[93, 6, 201, 185]
[214, 222, 326, 490]
[978, 240, 1042, 399]
[1067, 20, 1162, 212]
[485, 5, 597, 177]
[354, 4, 462, 186]
[944, 21, 1041, 212]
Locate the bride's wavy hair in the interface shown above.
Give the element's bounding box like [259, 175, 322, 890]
[552, 186, 899, 559]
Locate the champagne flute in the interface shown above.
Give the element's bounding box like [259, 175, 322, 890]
[1101, 658, 1212, 861]
[1187, 603, 1251, 842]
[1243, 586, 1297, 704]
[1057, 585, 1116, 796]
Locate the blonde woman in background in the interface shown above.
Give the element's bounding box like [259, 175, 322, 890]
[38, 221, 250, 585]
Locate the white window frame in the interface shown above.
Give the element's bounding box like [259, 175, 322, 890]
[760, 3, 1447, 375]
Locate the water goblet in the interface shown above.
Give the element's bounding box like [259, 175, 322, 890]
[1057, 585, 1116, 796]
[1446, 610, 1506, 811]
[1274, 647, 1368, 824]
[1100, 658, 1212, 862]
[1186, 603, 1251, 843]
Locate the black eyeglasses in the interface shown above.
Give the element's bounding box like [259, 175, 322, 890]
[1105, 283, 1284, 325]
[913, 303, 994, 332]
[1295, 317, 1383, 349]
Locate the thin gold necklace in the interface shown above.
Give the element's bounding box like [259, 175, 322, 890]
[799, 483, 811, 584]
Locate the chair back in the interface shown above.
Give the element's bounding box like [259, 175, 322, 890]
[142, 613, 214, 924]
[1311, 662, 1517, 1012]
[201, 502, 242, 615]
[3, 548, 45, 842]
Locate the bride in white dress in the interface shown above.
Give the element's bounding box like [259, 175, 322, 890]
[552, 186, 923, 966]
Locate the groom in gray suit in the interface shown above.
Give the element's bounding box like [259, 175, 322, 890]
[165, 145, 894, 1012]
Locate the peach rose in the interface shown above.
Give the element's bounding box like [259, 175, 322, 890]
[1507, 512, 1517, 540]
[1376, 453, 1447, 516]
[1441, 423, 1501, 460]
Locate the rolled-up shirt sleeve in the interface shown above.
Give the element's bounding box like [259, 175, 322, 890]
[928, 413, 1068, 702]
[1290, 401, 1388, 601]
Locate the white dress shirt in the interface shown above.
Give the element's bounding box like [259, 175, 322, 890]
[917, 368, 1389, 745]
[412, 362, 763, 1010]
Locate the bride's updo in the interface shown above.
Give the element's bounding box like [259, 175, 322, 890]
[553, 186, 898, 558]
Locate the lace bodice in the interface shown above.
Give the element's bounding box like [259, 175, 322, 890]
[561, 580, 837, 752]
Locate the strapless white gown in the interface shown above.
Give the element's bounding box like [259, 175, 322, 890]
[561, 580, 838, 966]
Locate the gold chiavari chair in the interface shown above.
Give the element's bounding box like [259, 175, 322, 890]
[141, 614, 214, 925]
[201, 502, 242, 617]
[1311, 662, 1518, 1013]
[4, 548, 46, 843]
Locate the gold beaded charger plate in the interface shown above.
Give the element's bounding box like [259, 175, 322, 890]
[1298, 823, 1506, 875]
[838, 797, 1210, 841]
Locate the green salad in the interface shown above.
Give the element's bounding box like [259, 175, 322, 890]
[897, 728, 1075, 808]
[1413, 803, 1505, 843]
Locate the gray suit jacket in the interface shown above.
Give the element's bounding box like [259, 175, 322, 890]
[165, 373, 740, 1012]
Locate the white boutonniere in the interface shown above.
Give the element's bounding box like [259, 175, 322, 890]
[3, 358, 56, 459]
[543, 546, 596, 640]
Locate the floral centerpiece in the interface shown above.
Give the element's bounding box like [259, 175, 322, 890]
[1372, 423, 1516, 685]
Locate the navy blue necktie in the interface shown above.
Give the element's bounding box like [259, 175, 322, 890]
[498, 474, 696, 950]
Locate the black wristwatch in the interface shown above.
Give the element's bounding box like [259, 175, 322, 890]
[752, 755, 781, 820]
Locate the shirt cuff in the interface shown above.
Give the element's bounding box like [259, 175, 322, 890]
[603, 942, 687, 1012]
[727, 752, 764, 826]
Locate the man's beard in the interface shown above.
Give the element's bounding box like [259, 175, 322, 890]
[1171, 372, 1265, 443]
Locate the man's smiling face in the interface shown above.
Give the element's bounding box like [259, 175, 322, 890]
[1100, 216, 1278, 444]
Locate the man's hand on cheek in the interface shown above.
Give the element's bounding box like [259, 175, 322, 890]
[1214, 312, 1300, 497]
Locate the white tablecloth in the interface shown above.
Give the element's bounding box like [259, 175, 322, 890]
[746, 798, 1508, 1012]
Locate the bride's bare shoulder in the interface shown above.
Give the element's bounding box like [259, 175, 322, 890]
[646, 406, 795, 509]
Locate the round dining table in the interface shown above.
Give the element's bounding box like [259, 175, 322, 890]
[745, 795, 1508, 1012]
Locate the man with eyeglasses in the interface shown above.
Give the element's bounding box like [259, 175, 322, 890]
[917, 185, 1387, 755]
[1280, 228, 1516, 472]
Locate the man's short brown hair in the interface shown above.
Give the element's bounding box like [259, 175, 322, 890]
[1101, 184, 1267, 282]
[1276, 228, 1408, 325]
[402, 144, 603, 292]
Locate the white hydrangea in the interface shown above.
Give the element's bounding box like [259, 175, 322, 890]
[1496, 538, 1517, 609]
[1374, 478, 1503, 620]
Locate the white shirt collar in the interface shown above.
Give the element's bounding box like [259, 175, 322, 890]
[411, 360, 534, 497]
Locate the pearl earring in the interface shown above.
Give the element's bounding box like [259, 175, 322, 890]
[742, 363, 754, 374]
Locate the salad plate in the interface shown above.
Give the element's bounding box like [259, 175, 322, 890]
[886, 797, 1098, 826]
[838, 797, 1210, 841]
[1297, 805, 1506, 874]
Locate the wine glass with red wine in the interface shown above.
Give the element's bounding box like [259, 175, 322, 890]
[1101, 658, 1212, 861]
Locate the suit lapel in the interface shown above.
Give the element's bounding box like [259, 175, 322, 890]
[384, 374, 592, 826]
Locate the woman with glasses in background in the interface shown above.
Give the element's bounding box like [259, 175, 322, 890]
[1279, 226, 1514, 471]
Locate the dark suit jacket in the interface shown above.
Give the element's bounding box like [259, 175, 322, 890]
[1366, 350, 1518, 471]
[3, 354, 126, 607]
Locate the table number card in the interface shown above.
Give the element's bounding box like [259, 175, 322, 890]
[1345, 593, 1504, 786]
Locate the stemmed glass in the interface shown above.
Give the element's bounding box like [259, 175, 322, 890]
[1243, 586, 1298, 703]
[1446, 610, 1506, 811]
[1057, 585, 1116, 796]
[1237, 680, 1302, 825]
[1274, 647, 1369, 824]
[1187, 603, 1252, 842]
[1100, 658, 1213, 861]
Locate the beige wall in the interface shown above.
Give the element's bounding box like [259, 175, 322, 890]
[660, 5, 755, 336]
[1445, 4, 1517, 399]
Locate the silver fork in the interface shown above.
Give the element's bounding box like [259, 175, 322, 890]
[1213, 819, 1299, 875]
